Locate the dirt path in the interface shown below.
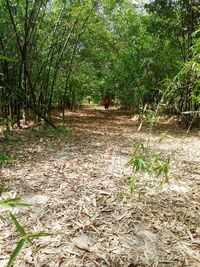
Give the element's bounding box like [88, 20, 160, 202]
[1, 108, 200, 267]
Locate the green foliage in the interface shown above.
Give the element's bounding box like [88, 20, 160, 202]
[0, 154, 15, 164]
[0, 198, 31, 209]
[163, 24, 200, 121]
[125, 142, 170, 198]
[0, 0, 199, 124]
[0, 194, 52, 267]
[0, 146, 15, 164]
[96, 196, 106, 204]
[10, 212, 27, 238]
[7, 212, 53, 267]
[0, 184, 52, 266]
[139, 107, 157, 125]
[0, 55, 16, 62]
[26, 124, 69, 140]
[6, 238, 26, 267]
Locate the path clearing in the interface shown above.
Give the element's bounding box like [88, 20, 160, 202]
[1, 108, 200, 267]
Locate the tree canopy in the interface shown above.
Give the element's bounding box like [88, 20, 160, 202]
[0, 0, 199, 127]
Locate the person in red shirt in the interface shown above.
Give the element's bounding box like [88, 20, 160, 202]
[104, 98, 110, 110]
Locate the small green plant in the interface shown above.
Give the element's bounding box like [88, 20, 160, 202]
[0, 193, 52, 267]
[7, 213, 53, 267]
[138, 105, 164, 132]
[119, 192, 127, 203]
[0, 154, 15, 164]
[143, 108, 156, 124]
[96, 196, 106, 204]
[125, 142, 170, 198]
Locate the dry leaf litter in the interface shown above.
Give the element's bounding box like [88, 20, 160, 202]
[0, 107, 200, 267]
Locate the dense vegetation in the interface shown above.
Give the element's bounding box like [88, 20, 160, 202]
[0, 0, 199, 128]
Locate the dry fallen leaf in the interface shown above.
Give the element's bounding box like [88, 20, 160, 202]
[72, 234, 90, 251]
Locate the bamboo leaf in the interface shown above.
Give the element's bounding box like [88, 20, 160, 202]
[1, 198, 21, 203]
[6, 239, 26, 267]
[27, 232, 54, 239]
[10, 213, 26, 237]
[0, 198, 31, 208]
[10, 203, 31, 207]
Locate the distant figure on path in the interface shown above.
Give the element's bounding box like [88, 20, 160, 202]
[104, 98, 110, 110]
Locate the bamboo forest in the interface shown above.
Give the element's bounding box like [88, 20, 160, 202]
[0, 0, 200, 266]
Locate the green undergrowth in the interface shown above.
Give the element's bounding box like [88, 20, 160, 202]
[125, 142, 170, 200]
[26, 124, 70, 140]
[1, 124, 70, 143]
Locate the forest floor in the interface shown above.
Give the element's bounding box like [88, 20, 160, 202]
[0, 107, 200, 267]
